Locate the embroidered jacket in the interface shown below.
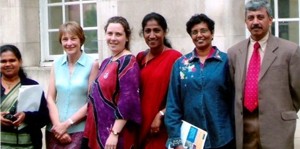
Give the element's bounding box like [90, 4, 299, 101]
[165, 46, 234, 148]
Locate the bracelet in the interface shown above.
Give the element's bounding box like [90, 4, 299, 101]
[110, 128, 120, 136]
[68, 118, 74, 125]
[159, 110, 165, 116]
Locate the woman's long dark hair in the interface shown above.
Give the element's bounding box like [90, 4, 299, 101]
[0, 44, 27, 79]
[141, 12, 172, 48]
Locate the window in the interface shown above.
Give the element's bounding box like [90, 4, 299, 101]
[270, 0, 299, 44]
[40, 0, 98, 63]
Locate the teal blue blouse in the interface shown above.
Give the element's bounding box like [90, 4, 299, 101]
[47, 52, 95, 133]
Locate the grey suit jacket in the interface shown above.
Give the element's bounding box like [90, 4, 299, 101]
[228, 34, 300, 149]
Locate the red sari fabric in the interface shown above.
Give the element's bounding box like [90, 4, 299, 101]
[136, 49, 182, 149]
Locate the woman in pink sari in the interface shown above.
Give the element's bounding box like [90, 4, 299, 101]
[137, 12, 182, 149]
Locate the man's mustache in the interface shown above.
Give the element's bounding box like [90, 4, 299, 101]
[251, 24, 262, 29]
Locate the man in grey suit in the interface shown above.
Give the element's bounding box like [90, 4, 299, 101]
[227, 0, 300, 149]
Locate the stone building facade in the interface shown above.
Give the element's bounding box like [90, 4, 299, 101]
[0, 0, 299, 147]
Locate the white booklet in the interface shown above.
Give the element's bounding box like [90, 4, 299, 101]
[17, 85, 43, 112]
[180, 120, 207, 149]
[16, 85, 43, 130]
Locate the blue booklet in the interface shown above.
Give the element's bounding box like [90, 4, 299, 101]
[180, 120, 207, 149]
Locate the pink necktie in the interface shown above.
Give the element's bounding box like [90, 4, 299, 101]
[244, 42, 261, 112]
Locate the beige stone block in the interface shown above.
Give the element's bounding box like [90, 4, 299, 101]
[170, 36, 194, 55]
[20, 42, 41, 67]
[1, 7, 22, 43]
[20, 5, 40, 43]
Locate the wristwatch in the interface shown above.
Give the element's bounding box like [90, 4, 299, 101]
[110, 128, 120, 136]
[68, 118, 74, 125]
[159, 110, 165, 116]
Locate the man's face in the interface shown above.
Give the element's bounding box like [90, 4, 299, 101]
[245, 7, 273, 41]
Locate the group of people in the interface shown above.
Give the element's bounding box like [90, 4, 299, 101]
[1, 0, 299, 149]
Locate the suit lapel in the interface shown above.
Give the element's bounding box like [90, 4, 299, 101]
[259, 35, 278, 80]
[237, 40, 250, 85]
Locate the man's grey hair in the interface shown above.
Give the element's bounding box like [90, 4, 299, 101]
[245, 0, 273, 17]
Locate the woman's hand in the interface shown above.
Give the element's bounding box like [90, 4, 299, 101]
[12, 112, 25, 127]
[58, 133, 72, 144]
[0, 112, 13, 126]
[51, 120, 71, 138]
[150, 111, 163, 134]
[105, 133, 118, 149]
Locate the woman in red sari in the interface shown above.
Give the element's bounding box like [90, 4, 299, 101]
[137, 12, 182, 149]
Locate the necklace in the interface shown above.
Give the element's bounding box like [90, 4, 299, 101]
[144, 54, 150, 67]
[144, 47, 166, 67]
[1, 77, 20, 90]
[111, 49, 125, 61]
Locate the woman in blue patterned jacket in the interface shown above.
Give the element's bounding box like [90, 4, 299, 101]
[165, 14, 235, 149]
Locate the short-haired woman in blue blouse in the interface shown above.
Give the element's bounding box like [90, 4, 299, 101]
[165, 14, 235, 149]
[46, 21, 99, 149]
